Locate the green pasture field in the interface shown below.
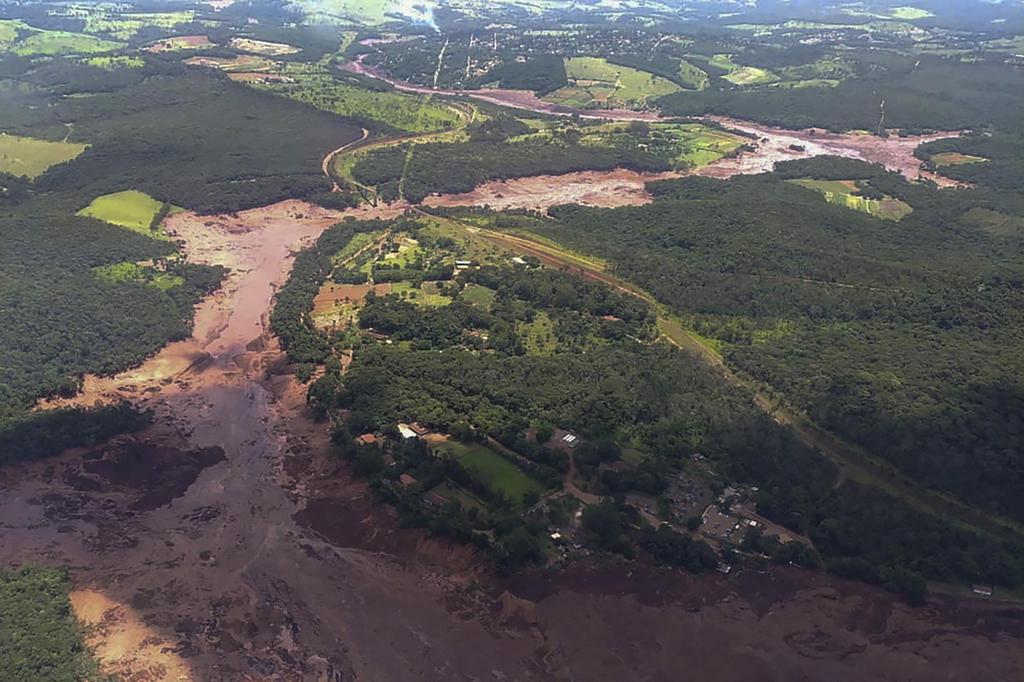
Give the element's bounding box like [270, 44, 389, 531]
[788, 179, 913, 221]
[11, 27, 124, 56]
[0, 134, 88, 180]
[440, 440, 546, 505]
[256, 67, 462, 133]
[546, 56, 681, 109]
[709, 54, 777, 86]
[77, 190, 171, 238]
[460, 283, 496, 308]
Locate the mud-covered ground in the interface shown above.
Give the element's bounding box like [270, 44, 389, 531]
[3, 195, 1022, 680]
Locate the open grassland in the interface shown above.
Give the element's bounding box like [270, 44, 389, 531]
[460, 283, 496, 307]
[709, 54, 778, 85]
[77, 190, 170, 237]
[546, 56, 680, 109]
[0, 134, 88, 180]
[256, 67, 463, 133]
[10, 26, 124, 56]
[788, 179, 913, 221]
[931, 152, 987, 167]
[441, 441, 546, 505]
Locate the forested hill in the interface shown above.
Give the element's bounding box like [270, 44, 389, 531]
[0, 59, 363, 430]
[658, 56, 1024, 133]
[534, 158, 1024, 525]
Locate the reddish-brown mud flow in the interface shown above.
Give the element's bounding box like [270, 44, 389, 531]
[0, 148, 1012, 680]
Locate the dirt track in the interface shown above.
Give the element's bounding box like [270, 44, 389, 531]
[1, 181, 1019, 680]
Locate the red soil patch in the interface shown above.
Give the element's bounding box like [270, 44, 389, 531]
[312, 282, 392, 315]
[145, 35, 213, 53]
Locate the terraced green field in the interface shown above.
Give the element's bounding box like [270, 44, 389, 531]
[0, 134, 88, 180]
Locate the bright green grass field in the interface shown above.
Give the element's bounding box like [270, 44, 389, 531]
[0, 134, 88, 180]
[77, 190, 170, 238]
[789, 179, 913, 221]
[518, 311, 557, 356]
[445, 441, 546, 505]
[548, 56, 681, 109]
[12, 29, 124, 56]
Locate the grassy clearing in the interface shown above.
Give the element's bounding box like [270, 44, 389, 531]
[890, 6, 934, 19]
[546, 56, 681, 109]
[12, 29, 124, 56]
[77, 190, 171, 238]
[518, 311, 557, 356]
[440, 441, 546, 505]
[391, 280, 451, 306]
[788, 179, 913, 221]
[678, 59, 709, 89]
[93, 261, 182, 289]
[931, 152, 987, 167]
[460, 283, 496, 308]
[0, 134, 88, 180]
[257, 66, 462, 134]
[332, 230, 384, 266]
[709, 54, 778, 85]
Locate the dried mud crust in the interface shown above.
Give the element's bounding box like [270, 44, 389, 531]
[2, 197, 1023, 681]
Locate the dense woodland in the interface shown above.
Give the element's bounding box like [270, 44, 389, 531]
[352, 129, 667, 203]
[0, 567, 108, 682]
[273, 215, 1024, 595]
[659, 56, 1024, 133]
[529, 159, 1024, 527]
